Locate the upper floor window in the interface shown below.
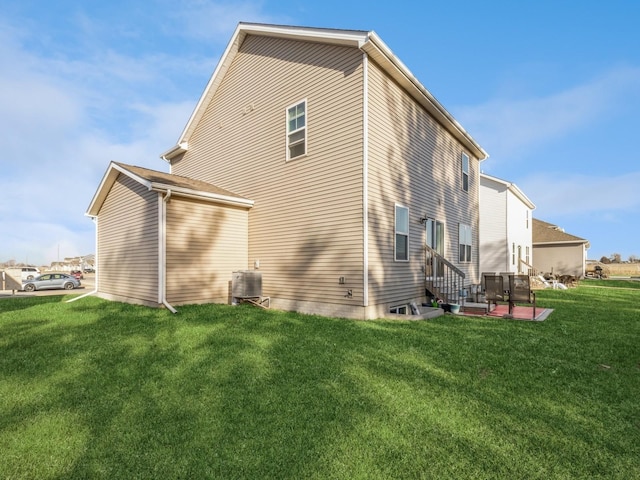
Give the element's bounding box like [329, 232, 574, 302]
[461, 152, 469, 192]
[395, 205, 409, 261]
[287, 100, 307, 160]
[459, 224, 472, 263]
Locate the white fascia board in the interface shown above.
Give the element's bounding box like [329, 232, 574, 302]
[509, 183, 536, 210]
[86, 161, 151, 217]
[160, 142, 188, 161]
[164, 22, 488, 163]
[362, 32, 488, 161]
[119, 164, 243, 206]
[238, 22, 369, 47]
[534, 240, 590, 246]
[481, 172, 508, 185]
[162, 24, 370, 161]
[87, 161, 253, 217]
[481, 173, 536, 210]
[162, 25, 246, 161]
[149, 183, 254, 208]
[113, 163, 153, 189]
[86, 163, 117, 217]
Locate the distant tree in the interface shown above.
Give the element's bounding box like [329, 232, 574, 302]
[610, 253, 622, 263]
[629, 254, 639, 263]
[600, 256, 611, 264]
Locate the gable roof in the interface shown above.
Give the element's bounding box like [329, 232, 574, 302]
[86, 162, 253, 217]
[532, 218, 589, 247]
[161, 22, 488, 162]
[480, 173, 536, 209]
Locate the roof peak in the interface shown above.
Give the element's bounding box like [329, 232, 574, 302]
[161, 21, 488, 162]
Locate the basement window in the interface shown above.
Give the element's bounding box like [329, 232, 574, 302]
[390, 305, 408, 315]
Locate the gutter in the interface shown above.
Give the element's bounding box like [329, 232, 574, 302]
[67, 285, 98, 303]
[160, 189, 178, 313]
[160, 142, 188, 163]
[149, 184, 254, 208]
[362, 32, 488, 161]
[66, 287, 98, 304]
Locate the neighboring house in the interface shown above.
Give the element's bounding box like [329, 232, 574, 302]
[532, 218, 590, 278]
[49, 255, 95, 273]
[479, 173, 536, 275]
[87, 22, 488, 319]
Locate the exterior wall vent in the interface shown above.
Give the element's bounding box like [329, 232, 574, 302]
[232, 270, 262, 298]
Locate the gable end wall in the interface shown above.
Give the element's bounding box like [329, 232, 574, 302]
[97, 174, 159, 304]
[171, 34, 366, 317]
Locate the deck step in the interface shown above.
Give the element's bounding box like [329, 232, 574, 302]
[461, 302, 489, 315]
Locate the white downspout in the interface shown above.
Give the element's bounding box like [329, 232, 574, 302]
[67, 217, 99, 303]
[160, 189, 178, 313]
[362, 52, 369, 315]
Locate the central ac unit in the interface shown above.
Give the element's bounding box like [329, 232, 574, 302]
[232, 270, 262, 298]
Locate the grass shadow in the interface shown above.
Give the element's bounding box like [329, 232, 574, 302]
[0, 286, 638, 479]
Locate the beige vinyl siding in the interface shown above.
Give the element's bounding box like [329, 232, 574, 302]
[366, 60, 480, 306]
[533, 244, 586, 278]
[172, 35, 365, 309]
[165, 198, 248, 304]
[97, 175, 159, 303]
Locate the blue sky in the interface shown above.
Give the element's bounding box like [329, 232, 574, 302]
[1, 0, 639, 266]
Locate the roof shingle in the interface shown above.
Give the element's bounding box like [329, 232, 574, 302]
[533, 218, 589, 245]
[114, 162, 248, 200]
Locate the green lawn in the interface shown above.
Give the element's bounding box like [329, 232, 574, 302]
[1, 282, 638, 479]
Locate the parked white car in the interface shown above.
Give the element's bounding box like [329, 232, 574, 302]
[4, 267, 40, 281]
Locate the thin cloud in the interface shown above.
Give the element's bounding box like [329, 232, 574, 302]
[457, 66, 640, 162]
[518, 171, 640, 217]
[172, 0, 290, 40]
[0, 16, 207, 265]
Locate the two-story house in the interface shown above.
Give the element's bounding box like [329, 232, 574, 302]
[479, 173, 536, 277]
[87, 22, 488, 319]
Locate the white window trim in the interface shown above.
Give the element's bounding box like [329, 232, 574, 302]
[461, 152, 470, 192]
[458, 223, 472, 263]
[390, 305, 409, 315]
[286, 98, 307, 161]
[395, 204, 410, 262]
[426, 218, 445, 255]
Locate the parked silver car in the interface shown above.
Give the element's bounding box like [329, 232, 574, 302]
[23, 273, 81, 292]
